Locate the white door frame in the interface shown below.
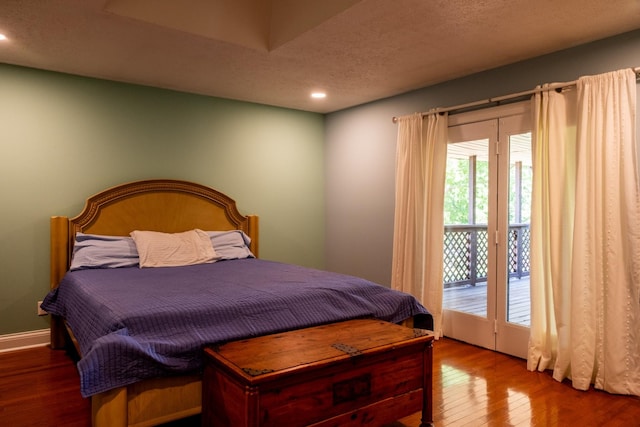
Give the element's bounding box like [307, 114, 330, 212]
[443, 102, 531, 358]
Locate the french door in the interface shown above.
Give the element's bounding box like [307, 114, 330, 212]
[441, 103, 531, 359]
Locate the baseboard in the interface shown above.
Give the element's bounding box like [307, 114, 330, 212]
[0, 329, 50, 353]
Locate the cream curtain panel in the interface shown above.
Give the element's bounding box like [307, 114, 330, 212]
[391, 112, 448, 338]
[528, 86, 578, 377]
[528, 69, 640, 395]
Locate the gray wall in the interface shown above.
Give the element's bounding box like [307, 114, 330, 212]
[325, 29, 640, 286]
[0, 65, 325, 335]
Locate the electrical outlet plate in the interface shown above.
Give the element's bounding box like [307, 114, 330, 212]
[37, 301, 47, 316]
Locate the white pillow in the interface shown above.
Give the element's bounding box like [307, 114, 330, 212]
[130, 229, 219, 268]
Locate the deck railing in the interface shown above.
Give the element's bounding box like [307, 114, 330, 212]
[443, 223, 530, 288]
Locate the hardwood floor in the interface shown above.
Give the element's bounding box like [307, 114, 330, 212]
[0, 346, 90, 427]
[396, 339, 640, 427]
[1, 338, 639, 426]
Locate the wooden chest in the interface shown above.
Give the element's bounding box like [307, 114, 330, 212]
[202, 318, 434, 427]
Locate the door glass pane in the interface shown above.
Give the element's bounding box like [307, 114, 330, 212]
[506, 132, 532, 326]
[443, 139, 489, 318]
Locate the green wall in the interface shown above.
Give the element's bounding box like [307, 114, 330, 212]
[0, 64, 325, 335]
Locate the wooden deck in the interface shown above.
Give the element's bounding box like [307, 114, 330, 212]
[443, 276, 530, 326]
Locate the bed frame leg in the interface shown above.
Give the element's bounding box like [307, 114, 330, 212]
[49, 216, 70, 349]
[49, 315, 67, 349]
[92, 387, 127, 427]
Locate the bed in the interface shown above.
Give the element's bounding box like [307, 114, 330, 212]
[43, 179, 431, 427]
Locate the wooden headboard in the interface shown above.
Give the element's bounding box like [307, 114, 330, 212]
[49, 179, 259, 348]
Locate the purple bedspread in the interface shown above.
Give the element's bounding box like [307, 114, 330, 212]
[42, 259, 429, 397]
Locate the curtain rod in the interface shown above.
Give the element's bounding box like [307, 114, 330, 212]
[392, 66, 640, 123]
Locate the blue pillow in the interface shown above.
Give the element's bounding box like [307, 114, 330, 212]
[207, 231, 255, 260]
[70, 233, 139, 270]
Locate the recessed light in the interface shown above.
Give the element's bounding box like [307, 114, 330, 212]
[311, 92, 326, 99]
[0, 34, 7, 41]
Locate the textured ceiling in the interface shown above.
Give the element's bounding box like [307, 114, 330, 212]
[1, 0, 639, 113]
